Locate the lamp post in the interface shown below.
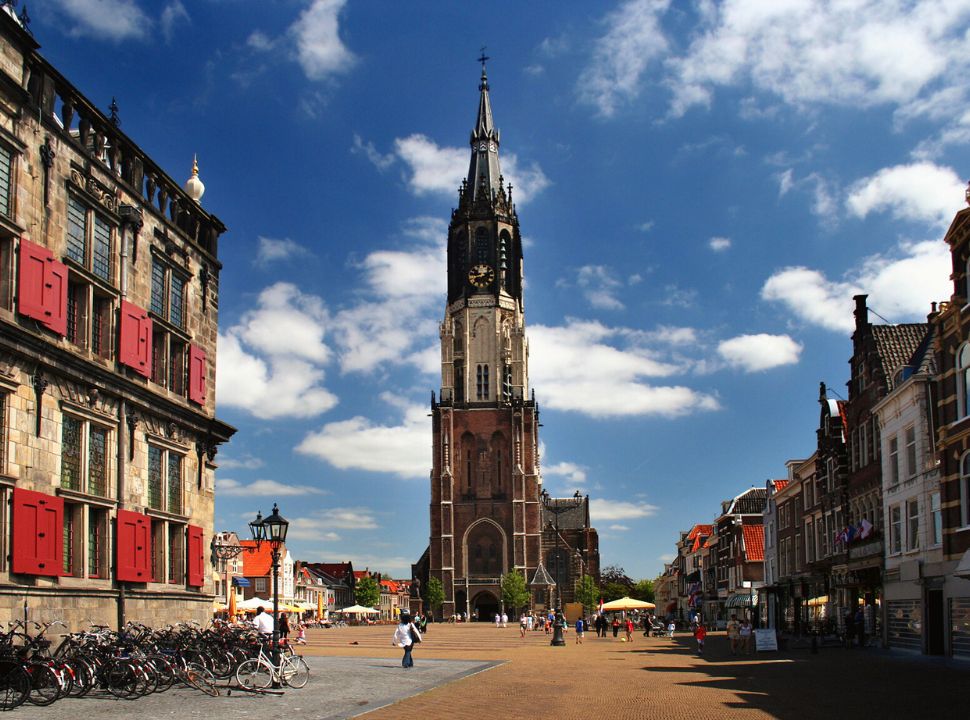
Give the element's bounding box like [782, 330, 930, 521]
[249, 503, 289, 687]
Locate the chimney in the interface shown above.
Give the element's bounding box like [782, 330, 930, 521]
[853, 294, 869, 332]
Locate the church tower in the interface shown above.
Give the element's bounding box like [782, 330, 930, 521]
[427, 61, 543, 621]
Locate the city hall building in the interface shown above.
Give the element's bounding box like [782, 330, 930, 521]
[413, 63, 599, 620]
[0, 11, 233, 628]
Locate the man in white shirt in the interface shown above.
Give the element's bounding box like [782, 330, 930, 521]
[253, 606, 274, 637]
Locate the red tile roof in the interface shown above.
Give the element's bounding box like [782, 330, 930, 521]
[686, 524, 713, 541]
[742, 525, 765, 563]
[240, 540, 274, 577]
[380, 579, 399, 593]
[702, 536, 717, 549]
[773, 480, 790, 491]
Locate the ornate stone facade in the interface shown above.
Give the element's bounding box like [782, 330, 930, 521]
[0, 13, 233, 629]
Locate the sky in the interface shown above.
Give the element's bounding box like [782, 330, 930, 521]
[32, 0, 970, 580]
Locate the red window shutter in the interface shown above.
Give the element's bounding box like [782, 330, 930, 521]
[16, 238, 68, 336]
[188, 345, 206, 405]
[116, 509, 152, 582]
[11, 487, 64, 577]
[186, 525, 205, 587]
[118, 301, 152, 378]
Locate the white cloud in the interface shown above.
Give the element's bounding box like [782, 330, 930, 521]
[392, 134, 549, 204]
[332, 218, 446, 373]
[543, 461, 588, 486]
[590, 498, 658, 521]
[216, 284, 338, 419]
[667, 0, 970, 119]
[575, 265, 625, 310]
[217, 478, 326, 497]
[658, 553, 675, 563]
[255, 237, 311, 266]
[762, 240, 950, 332]
[609, 525, 630, 532]
[352, 133, 395, 170]
[53, 0, 150, 40]
[529, 319, 720, 418]
[777, 169, 794, 197]
[284, 520, 341, 543]
[296, 403, 430, 479]
[289, 0, 356, 81]
[709, 236, 731, 252]
[577, 0, 671, 117]
[638, 220, 655, 232]
[217, 454, 264, 470]
[160, 1, 188, 43]
[717, 333, 802, 372]
[846, 162, 965, 228]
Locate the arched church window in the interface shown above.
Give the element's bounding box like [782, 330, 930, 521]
[959, 343, 970, 419]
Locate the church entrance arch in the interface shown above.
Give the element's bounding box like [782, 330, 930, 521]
[472, 590, 500, 622]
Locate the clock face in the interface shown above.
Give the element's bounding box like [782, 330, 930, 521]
[468, 264, 495, 289]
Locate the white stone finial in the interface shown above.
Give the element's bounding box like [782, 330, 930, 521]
[184, 154, 205, 204]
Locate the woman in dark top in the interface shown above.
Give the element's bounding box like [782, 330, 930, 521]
[279, 612, 290, 642]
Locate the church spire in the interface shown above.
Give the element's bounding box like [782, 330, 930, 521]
[466, 51, 502, 204]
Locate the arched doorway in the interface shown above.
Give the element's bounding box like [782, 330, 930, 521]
[455, 590, 467, 620]
[472, 590, 500, 622]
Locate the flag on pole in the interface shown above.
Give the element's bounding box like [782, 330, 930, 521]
[860, 518, 873, 539]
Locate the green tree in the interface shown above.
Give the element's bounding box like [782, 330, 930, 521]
[500, 571, 530, 612]
[631, 578, 655, 602]
[574, 574, 599, 612]
[355, 575, 380, 608]
[424, 576, 445, 617]
[600, 565, 634, 590]
[601, 581, 628, 603]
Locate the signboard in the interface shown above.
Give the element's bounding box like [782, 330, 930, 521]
[754, 629, 778, 652]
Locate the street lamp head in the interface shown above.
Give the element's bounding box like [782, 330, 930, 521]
[249, 510, 265, 545]
[262, 503, 289, 546]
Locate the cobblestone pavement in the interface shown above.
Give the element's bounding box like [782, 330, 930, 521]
[10, 625, 970, 719]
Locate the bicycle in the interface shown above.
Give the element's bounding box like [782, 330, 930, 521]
[235, 641, 308, 690]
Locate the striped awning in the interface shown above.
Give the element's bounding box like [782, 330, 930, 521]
[725, 594, 753, 608]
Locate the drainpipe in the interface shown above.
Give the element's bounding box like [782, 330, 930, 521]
[115, 205, 141, 630]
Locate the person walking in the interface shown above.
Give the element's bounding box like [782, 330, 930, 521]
[253, 606, 274, 639]
[279, 613, 290, 644]
[740, 617, 753, 655]
[693, 623, 707, 655]
[611, 616, 620, 639]
[575, 616, 585, 644]
[392, 611, 422, 668]
[727, 614, 741, 655]
[625, 617, 634, 642]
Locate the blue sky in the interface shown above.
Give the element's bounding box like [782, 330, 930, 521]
[35, 0, 970, 579]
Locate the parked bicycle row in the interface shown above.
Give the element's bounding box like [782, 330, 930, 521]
[0, 618, 310, 711]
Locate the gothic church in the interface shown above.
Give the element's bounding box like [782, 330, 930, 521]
[412, 63, 599, 620]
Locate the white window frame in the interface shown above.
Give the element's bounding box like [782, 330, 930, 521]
[906, 499, 920, 552]
[890, 505, 902, 555]
[959, 343, 970, 421]
[905, 426, 917, 479]
[930, 491, 942, 547]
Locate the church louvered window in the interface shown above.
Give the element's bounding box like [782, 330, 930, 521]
[475, 227, 489, 262]
[476, 364, 489, 399]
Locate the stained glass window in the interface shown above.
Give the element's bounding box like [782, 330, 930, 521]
[167, 452, 182, 514]
[87, 426, 107, 496]
[151, 260, 166, 316]
[148, 445, 163, 510]
[66, 196, 87, 265]
[92, 215, 111, 281]
[61, 416, 82, 491]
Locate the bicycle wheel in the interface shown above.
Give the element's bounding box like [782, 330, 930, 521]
[26, 663, 61, 706]
[104, 661, 140, 699]
[0, 661, 30, 710]
[235, 659, 272, 690]
[64, 656, 95, 698]
[281, 655, 309, 689]
[209, 651, 234, 679]
[182, 663, 219, 697]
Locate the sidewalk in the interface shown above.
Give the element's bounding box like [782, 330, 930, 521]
[15, 625, 967, 719]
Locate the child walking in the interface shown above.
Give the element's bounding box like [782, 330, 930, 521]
[575, 617, 585, 644]
[693, 623, 706, 655]
[296, 622, 307, 645]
